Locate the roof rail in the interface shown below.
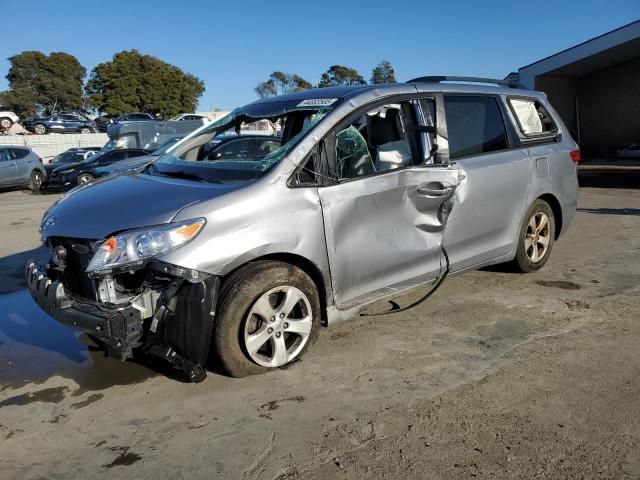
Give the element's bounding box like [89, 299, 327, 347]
[407, 76, 526, 89]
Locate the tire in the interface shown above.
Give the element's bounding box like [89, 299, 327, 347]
[0, 117, 13, 129]
[512, 199, 555, 273]
[34, 123, 47, 135]
[29, 170, 43, 192]
[77, 173, 94, 185]
[214, 260, 321, 377]
[80, 127, 91, 134]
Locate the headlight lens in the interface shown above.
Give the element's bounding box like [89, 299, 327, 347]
[86, 218, 206, 273]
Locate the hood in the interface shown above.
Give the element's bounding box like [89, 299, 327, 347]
[108, 155, 156, 174]
[52, 161, 84, 174]
[41, 173, 242, 240]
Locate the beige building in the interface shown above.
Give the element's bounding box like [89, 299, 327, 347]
[510, 21, 640, 157]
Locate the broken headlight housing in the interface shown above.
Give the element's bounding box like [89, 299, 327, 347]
[86, 218, 206, 273]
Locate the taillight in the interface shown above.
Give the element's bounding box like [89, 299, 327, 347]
[570, 150, 581, 163]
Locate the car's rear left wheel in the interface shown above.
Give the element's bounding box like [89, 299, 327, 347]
[512, 199, 555, 272]
[34, 123, 46, 135]
[80, 127, 91, 134]
[213, 260, 321, 377]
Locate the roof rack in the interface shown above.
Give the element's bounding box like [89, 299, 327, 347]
[407, 76, 526, 89]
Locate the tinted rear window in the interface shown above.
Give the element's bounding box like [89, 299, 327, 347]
[444, 95, 508, 158]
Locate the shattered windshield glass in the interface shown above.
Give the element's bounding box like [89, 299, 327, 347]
[149, 99, 338, 183]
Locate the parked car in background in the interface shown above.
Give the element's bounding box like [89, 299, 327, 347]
[170, 113, 210, 124]
[95, 137, 184, 178]
[47, 148, 150, 188]
[97, 112, 157, 132]
[104, 119, 204, 151]
[0, 146, 45, 191]
[201, 134, 282, 161]
[23, 112, 97, 135]
[0, 109, 20, 130]
[42, 147, 102, 183]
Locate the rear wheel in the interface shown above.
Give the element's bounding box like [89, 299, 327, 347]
[512, 199, 555, 272]
[214, 260, 321, 377]
[0, 117, 12, 129]
[29, 171, 43, 192]
[77, 173, 94, 185]
[34, 123, 47, 135]
[80, 127, 92, 134]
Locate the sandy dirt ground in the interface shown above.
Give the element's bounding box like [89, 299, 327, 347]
[0, 180, 639, 479]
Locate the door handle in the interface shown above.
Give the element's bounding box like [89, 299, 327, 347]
[417, 185, 453, 197]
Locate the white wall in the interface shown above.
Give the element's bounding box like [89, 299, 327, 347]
[0, 133, 108, 163]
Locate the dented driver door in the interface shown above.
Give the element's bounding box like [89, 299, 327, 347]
[319, 166, 460, 309]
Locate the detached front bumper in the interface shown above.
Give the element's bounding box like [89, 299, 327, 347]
[26, 261, 144, 359]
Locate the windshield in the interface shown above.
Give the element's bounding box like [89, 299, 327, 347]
[150, 98, 338, 183]
[50, 151, 82, 163]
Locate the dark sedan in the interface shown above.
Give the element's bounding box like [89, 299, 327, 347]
[42, 148, 101, 185]
[23, 113, 98, 135]
[47, 148, 150, 189]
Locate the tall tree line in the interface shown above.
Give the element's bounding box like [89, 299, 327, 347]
[0, 50, 205, 119]
[254, 60, 397, 98]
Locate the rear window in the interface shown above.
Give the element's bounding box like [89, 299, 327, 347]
[508, 97, 557, 137]
[444, 95, 508, 158]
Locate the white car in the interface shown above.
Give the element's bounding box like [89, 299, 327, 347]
[169, 113, 210, 124]
[0, 110, 20, 130]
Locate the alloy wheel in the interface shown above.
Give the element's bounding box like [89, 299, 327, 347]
[243, 285, 313, 368]
[0, 118, 11, 128]
[525, 212, 551, 262]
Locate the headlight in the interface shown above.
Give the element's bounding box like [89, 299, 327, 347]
[86, 218, 206, 273]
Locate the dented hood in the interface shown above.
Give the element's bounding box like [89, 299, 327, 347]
[41, 173, 241, 240]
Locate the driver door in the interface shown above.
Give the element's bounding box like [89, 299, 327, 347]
[317, 100, 460, 309]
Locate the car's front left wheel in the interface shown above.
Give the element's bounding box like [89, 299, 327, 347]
[80, 127, 92, 134]
[0, 117, 13, 129]
[213, 260, 321, 377]
[77, 173, 94, 185]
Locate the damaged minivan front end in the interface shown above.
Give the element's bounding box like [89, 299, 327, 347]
[28, 220, 219, 381]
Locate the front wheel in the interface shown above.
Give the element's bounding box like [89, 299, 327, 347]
[29, 171, 43, 192]
[77, 173, 94, 185]
[0, 117, 13, 129]
[213, 260, 321, 377]
[512, 199, 555, 272]
[79, 127, 92, 134]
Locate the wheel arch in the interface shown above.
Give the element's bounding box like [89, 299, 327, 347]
[222, 252, 330, 327]
[537, 193, 563, 239]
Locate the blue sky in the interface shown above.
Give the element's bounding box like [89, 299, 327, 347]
[1, 1, 638, 111]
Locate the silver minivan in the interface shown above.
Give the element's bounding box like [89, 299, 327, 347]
[27, 78, 579, 381]
[0, 146, 46, 191]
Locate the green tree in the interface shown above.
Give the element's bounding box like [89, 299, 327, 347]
[86, 50, 204, 117]
[370, 60, 396, 84]
[255, 72, 313, 98]
[0, 51, 86, 118]
[318, 65, 366, 87]
[255, 80, 277, 99]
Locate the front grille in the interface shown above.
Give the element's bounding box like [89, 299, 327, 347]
[50, 237, 98, 300]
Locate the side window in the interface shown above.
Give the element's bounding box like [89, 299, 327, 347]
[293, 144, 324, 186]
[128, 150, 148, 159]
[508, 97, 558, 137]
[444, 95, 508, 159]
[10, 148, 28, 159]
[334, 102, 416, 180]
[0, 149, 9, 162]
